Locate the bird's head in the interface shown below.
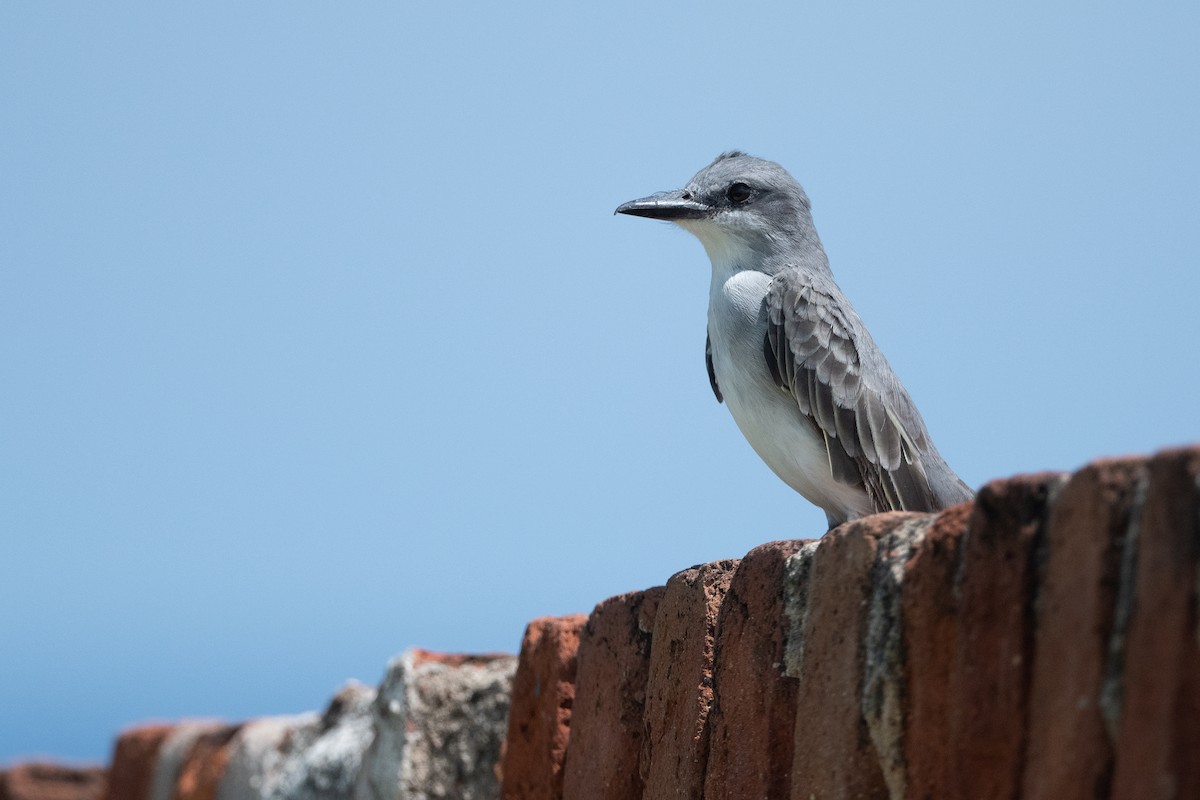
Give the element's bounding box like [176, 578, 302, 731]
[615, 151, 820, 268]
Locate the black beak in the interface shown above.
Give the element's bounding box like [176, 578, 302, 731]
[614, 189, 711, 220]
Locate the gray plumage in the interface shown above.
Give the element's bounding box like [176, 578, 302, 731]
[617, 151, 973, 528]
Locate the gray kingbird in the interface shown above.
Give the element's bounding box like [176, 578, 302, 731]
[616, 151, 973, 528]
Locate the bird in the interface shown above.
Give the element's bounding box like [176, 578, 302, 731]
[616, 151, 973, 529]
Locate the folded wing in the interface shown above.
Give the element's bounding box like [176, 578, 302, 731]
[763, 270, 937, 513]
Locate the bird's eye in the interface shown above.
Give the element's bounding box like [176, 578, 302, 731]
[726, 182, 752, 205]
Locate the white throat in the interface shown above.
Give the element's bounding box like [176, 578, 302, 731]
[678, 221, 764, 286]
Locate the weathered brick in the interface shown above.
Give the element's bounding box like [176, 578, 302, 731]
[788, 512, 919, 800]
[561, 587, 665, 800]
[642, 559, 738, 800]
[704, 541, 808, 800]
[951, 473, 1065, 800]
[150, 723, 224, 800]
[172, 725, 240, 800]
[900, 503, 971, 799]
[1022, 458, 1143, 800]
[0, 764, 106, 800]
[265, 681, 376, 800]
[103, 724, 176, 800]
[214, 714, 316, 800]
[1110, 448, 1200, 799]
[354, 649, 516, 800]
[500, 614, 587, 800]
[862, 515, 936, 800]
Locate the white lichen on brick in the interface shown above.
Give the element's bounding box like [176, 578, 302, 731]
[353, 650, 517, 800]
[782, 540, 821, 680]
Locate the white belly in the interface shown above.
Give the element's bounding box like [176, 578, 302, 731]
[708, 270, 873, 522]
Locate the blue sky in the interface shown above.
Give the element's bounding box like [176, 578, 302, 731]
[2, 1, 1197, 763]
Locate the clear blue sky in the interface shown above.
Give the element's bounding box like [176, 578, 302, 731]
[2, 1, 1197, 764]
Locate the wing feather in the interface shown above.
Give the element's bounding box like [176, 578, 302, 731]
[763, 269, 937, 514]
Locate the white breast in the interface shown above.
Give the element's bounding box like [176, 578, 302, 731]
[706, 263, 874, 522]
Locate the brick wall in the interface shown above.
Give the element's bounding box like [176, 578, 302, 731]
[4, 447, 1198, 800]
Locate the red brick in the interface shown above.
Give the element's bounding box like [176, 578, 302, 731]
[704, 541, 808, 800]
[0, 764, 105, 800]
[500, 614, 587, 800]
[171, 724, 240, 800]
[641, 559, 738, 800]
[1022, 458, 1144, 799]
[1111, 447, 1200, 798]
[102, 724, 175, 800]
[561, 587, 665, 800]
[952, 473, 1065, 800]
[900, 503, 971, 799]
[789, 512, 920, 800]
[409, 648, 512, 668]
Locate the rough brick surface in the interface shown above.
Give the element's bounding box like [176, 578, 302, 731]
[499, 615, 587, 800]
[561, 587, 665, 800]
[354, 648, 516, 800]
[1111, 448, 1200, 799]
[952, 472, 1065, 800]
[788, 513, 916, 800]
[214, 714, 318, 800]
[1022, 458, 1143, 800]
[862, 515, 936, 800]
[103, 724, 176, 800]
[641, 559, 738, 800]
[150, 723, 224, 800]
[265, 681, 377, 800]
[173, 725, 241, 800]
[899, 503, 971, 799]
[0, 764, 106, 800]
[703, 541, 808, 800]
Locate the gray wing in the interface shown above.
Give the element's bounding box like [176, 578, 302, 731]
[706, 333, 722, 403]
[763, 272, 937, 513]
